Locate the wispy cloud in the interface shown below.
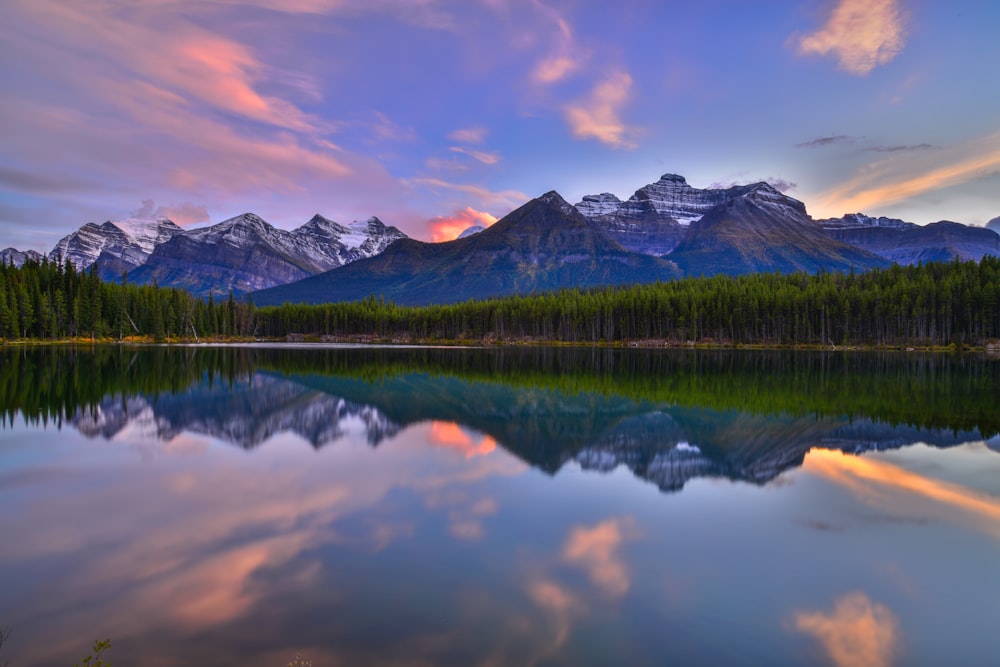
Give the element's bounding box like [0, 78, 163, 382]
[815, 131, 1000, 216]
[796, 135, 854, 149]
[709, 177, 798, 193]
[425, 206, 499, 242]
[131, 199, 210, 226]
[564, 71, 638, 149]
[864, 143, 935, 153]
[792, 592, 900, 667]
[448, 126, 488, 144]
[405, 177, 528, 211]
[795, 0, 907, 76]
[450, 146, 501, 165]
[529, 0, 581, 84]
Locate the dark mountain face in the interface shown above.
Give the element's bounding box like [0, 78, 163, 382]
[822, 214, 1000, 264]
[667, 183, 889, 276]
[253, 191, 680, 306]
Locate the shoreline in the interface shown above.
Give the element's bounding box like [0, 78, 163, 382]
[2, 334, 997, 354]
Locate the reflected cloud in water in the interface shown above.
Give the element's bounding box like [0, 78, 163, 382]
[562, 517, 639, 598]
[793, 592, 900, 667]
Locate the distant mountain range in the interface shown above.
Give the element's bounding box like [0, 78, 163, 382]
[4, 211, 407, 298]
[3, 173, 998, 304]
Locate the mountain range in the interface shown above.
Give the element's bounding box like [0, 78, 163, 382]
[4, 173, 998, 304]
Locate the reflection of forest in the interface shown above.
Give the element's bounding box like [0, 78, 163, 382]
[2, 346, 998, 492]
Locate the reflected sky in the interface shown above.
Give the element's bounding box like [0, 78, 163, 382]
[1, 349, 999, 666]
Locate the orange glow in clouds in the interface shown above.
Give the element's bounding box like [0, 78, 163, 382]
[428, 421, 497, 458]
[427, 207, 498, 242]
[803, 448, 1000, 533]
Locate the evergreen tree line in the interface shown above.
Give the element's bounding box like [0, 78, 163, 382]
[3, 256, 999, 346]
[256, 258, 1000, 347]
[0, 259, 256, 340]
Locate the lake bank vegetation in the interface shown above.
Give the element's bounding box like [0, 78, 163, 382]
[2, 256, 999, 348]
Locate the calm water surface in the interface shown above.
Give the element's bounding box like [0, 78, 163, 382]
[1, 346, 998, 666]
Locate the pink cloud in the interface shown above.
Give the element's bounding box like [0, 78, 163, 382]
[528, 0, 582, 84]
[796, 0, 907, 76]
[564, 71, 639, 149]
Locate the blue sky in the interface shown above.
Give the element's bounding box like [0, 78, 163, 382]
[2, 0, 999, 251]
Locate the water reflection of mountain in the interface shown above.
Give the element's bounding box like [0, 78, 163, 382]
[69, 366, 996, 493]
[73, 373, 400, 449]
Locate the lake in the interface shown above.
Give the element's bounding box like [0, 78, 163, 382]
[1, 345, 998, 666]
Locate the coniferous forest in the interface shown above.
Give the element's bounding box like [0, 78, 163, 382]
[2, 256, 999, 347]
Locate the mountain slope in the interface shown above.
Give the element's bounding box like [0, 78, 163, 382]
[254, 191, 680, 306]
[669, 183, 889, 276]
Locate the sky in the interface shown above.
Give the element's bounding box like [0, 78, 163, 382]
[2, 0, 1000, 252]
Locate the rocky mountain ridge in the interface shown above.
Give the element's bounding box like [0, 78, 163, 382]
[4, 172, 998, 301]
[36, 211, 408, 297]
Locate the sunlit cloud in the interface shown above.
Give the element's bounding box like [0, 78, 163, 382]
[803, 448, 1000, 535]
[564, 71, 638, 149]
[814, 132, 1000, 216]
[529, 0, 581, 84]
[792, 592, 900, 667]
[534, 56, 578, 84]
[561, 517, 638, 597]
[795, 0, 907, 75]
[450, 146, 502, 165]
[425, 206, 499, 242]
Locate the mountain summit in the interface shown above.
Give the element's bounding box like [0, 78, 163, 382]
[668, 183, 887, 275]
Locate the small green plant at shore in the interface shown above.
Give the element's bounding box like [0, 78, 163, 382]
[73, 639, 111, 667]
